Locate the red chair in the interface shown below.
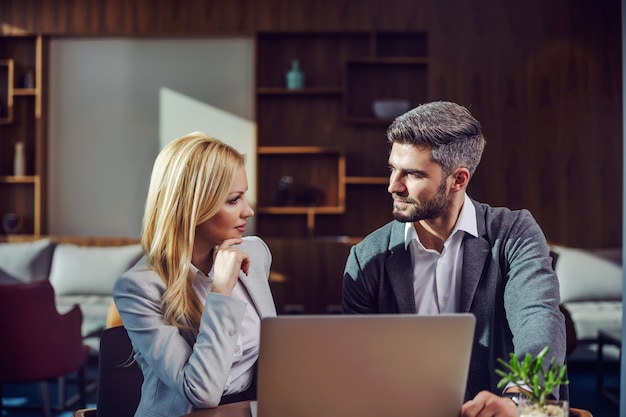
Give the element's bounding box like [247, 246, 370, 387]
[0, 280, 89, 417]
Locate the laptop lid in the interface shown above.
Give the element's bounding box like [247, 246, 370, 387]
[256, 313, 476, 417]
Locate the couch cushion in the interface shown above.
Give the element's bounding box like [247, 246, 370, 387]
[56, 294, 114, 336]
[0, 268, 21, 284]
[49, 243, 144, 296]
[551, 245, 623, 303]
[561, 301, 622, 341]
[0, 238, 54, 283]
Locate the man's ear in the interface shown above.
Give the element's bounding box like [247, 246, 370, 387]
[450, 167, 470, 192]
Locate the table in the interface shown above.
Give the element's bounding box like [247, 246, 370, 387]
[180, 400, 593, 417]
[182, 401, 252, 417]
[596, 327, 622, 405]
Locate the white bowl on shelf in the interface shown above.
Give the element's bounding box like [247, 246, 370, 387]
[372, 99, 410, 120]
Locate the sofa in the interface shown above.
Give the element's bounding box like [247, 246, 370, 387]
[550, 245, 622, 359]
[0, 236, 143, 353]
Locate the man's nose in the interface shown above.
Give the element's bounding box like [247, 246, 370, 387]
[388, 172, 404, 194]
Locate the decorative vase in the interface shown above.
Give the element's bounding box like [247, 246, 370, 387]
[518, 397, 568, 417]
[285, 59, 304, 90]
[13, 142, 25, 176]
[2, 213, 22, 234]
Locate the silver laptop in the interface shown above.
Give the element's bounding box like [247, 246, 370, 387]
[255, 314, 476, 417]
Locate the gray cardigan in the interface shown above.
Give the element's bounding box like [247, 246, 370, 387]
[342, 198, 567, 401]
[113, 236, 276, 417]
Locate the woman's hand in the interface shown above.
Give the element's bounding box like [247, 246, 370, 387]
[461, 391, 517, 417]
[210, 238, 250, 295]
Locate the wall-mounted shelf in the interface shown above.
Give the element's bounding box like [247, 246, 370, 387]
[255, 30, 427, 238]
[344, 176, 388, 185]
[257, 87, 343, 96]
[13, 88, 37, 96]
[0, 35, 46, 236]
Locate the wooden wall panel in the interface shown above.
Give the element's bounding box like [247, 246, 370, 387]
[0, 0, 622, 248]
[1, 0, 256, 35]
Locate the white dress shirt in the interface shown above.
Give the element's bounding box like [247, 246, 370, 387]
[404, 193, 478, 313]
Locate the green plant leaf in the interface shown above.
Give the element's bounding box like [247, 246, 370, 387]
[494, 346, 567, 407]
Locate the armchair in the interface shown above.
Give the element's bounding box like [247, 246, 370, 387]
[0, 280, 89, 417]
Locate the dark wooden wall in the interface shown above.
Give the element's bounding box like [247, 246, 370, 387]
[1, 0, 620, 249]
[1, 0, 621, 313]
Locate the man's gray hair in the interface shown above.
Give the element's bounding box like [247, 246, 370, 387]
[386, 101, 486, 176]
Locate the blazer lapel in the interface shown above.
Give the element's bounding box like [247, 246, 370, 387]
[239, 272, 277, 318]
[459, 200, 491, 312]
[386, 222, 417, 313]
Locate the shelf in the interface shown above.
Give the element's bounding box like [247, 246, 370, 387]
[257, 206, 344, 214]
[345, 176, 388, 185]
[257, 87, 342, 96]
[347, 57, 429, 65]
[256, 32, 370, 89]
[0, 35, 45, 236]
[255, 30, 428, 238]
[0, 175, 39, 183]
[13, 88, 37, 96]
[257, 147, 345, 210]
[258, 146, 341, 154]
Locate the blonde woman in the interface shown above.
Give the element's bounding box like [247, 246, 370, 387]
[113, 132, 276, 417]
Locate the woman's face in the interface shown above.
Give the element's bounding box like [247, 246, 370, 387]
[195, 164, 254, 246]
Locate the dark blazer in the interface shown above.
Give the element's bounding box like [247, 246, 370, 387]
[342, 198, 567, 401]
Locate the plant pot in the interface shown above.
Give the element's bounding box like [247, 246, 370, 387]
[518, 397, 568, 417]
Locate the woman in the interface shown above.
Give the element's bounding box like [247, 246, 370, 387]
[113, 132, 276, 416]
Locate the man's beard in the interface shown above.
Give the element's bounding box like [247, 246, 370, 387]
[392, 179, 449, 222]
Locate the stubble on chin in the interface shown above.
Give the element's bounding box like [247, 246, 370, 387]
[391, 202, 416, 223]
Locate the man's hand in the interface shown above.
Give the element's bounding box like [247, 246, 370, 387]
[210, 238, 250, 295]
[461, 391, 517, 417]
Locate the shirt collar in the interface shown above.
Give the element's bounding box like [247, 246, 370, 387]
[189, 262, 213, 284]
[404, 193, 478, 249]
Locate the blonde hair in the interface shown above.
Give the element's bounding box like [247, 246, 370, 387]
[142, 132, 245, 332]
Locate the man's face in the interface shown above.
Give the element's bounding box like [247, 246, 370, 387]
[387, 142, 451, 222]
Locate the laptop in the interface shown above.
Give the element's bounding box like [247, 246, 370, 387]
[255, 313, 476, 417]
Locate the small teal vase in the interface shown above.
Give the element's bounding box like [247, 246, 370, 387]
[286, 59, 304, 89]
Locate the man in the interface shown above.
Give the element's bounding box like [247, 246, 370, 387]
[342, 101, 567, 416]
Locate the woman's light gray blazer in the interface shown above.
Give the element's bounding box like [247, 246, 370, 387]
[113, 236, 276, 417]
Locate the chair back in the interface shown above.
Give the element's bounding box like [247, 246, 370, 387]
[96, 326, 143, 417]
[0, 280, 88, 382]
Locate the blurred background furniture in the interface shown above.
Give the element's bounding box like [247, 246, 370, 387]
[72, 325, 143, 417]
[550, 245, 622, 360]
[596, 327, 621, 406]
[0, 280, 89, 417]
[0, 236, 143, 353]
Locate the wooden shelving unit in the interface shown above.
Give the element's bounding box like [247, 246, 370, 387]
[255, 30, 428, 238]
[0, 59, 14, 123]
[0, 35, 46, 237]
[257, 146, 345, 237]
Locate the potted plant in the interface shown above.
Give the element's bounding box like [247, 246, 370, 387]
[496, 346, 569, 417]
